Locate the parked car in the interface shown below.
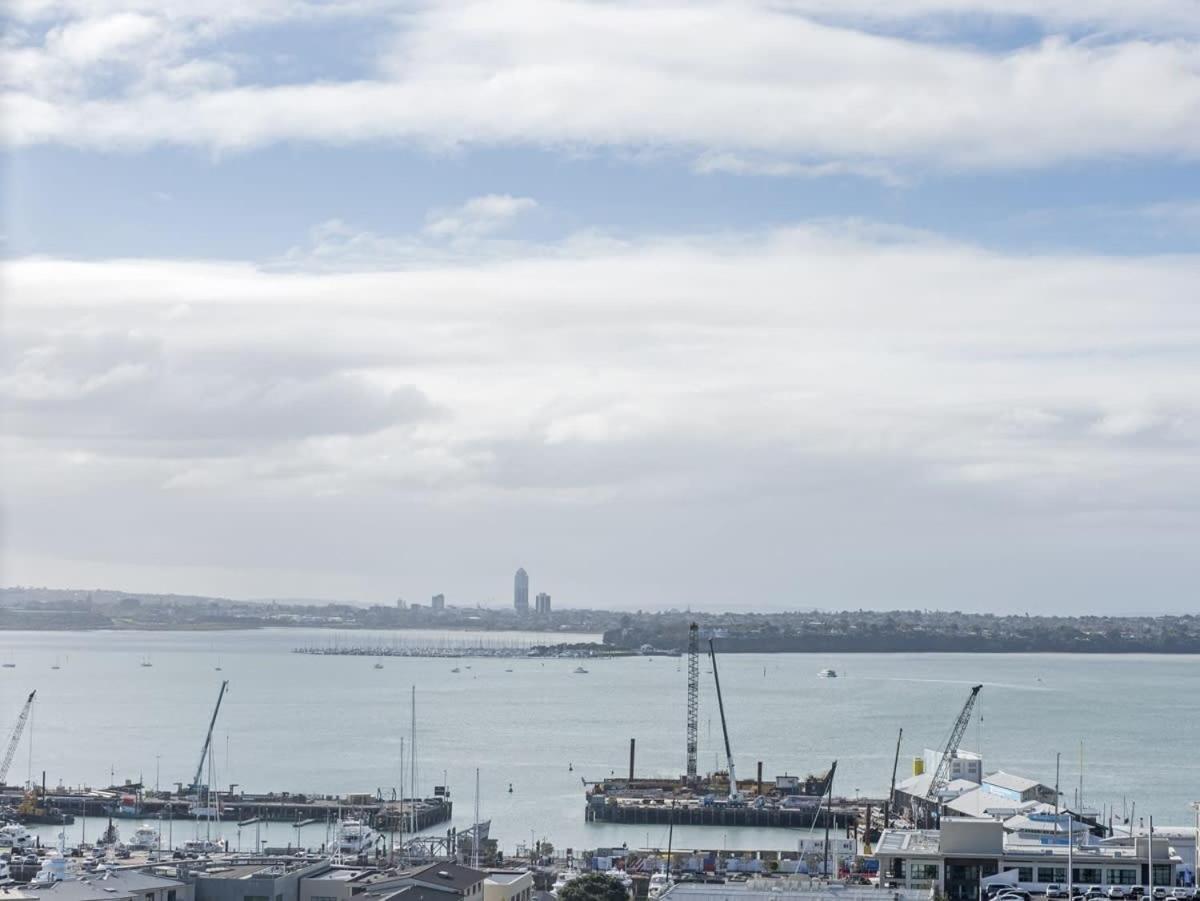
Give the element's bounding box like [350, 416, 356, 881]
[1168, 890, 1190, 900]
[1086, 886, 1106, 899]
[1107, 888, 1126, 899]
[1047, 885, 1068, 899]
[1152, 889, 1167, 900]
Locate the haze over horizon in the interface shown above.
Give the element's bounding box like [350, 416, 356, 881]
[3, 1, 1199, 614]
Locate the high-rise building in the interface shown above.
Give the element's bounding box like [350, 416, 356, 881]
[431, 593, 445, 612]
[535, 592, 551, 614]
[514, 568, 529, 614]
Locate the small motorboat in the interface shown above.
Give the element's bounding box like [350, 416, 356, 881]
[818, 668, 838, 678]
[573, 666, 589, 674]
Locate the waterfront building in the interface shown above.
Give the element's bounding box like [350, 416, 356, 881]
[921, 748, 983, 784]
[431, 594, 445, 612]
[8, 870, 192, 901]
[873, 818, 1181, 900]
[534, 593, 551, 615]
[514, 569, 529, 615]
[483, 871, 534, 901]
[191, 858, 329, 901]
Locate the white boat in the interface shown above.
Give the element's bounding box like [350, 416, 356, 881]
[551, 870, 581, 897]
[818, 668, 838, 678]
[606, 869, 634, 897]
[648, 873, 674, 900]
[30, 852, 65, 885]
[337, 818, 378, 855]
[573, 666, 589, 674]
[131, 824, 160, 849]
[0, 824, 34, 848]
[373, 662, 384, 669]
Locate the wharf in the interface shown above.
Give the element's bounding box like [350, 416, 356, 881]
[0, 787, 451, 832]
[585, 797, 858, 829]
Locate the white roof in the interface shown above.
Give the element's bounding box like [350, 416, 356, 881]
[983, 772, 1046, 793]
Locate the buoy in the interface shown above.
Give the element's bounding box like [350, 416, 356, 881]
[508, 783, 513, 793]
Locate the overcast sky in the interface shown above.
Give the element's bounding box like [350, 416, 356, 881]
[3, 1, 1200, 613]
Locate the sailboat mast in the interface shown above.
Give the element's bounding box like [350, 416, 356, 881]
[410, 687, 417, 834]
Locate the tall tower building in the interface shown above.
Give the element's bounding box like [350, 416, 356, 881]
[535, 592, 551, 614]
[514, 568, 529, 614]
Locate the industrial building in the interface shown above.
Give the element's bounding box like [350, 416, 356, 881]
[874, 817, 1182, 900]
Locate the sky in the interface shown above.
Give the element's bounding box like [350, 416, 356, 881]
[2, 0, 1200, 613]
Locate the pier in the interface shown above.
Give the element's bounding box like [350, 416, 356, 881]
[0, 786, 452, 832]
[585, 795, 860, 829]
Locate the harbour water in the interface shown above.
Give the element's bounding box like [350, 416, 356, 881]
[1, 628, 1197, 853]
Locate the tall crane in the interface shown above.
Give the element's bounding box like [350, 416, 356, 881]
[685, 623, 699, 781]
[190, 681, 229, 794]
[886, 727, 903, 827]
[707, 639, 739, 801]
[925, 684, 982, 803]
[0, 691, 36, 787]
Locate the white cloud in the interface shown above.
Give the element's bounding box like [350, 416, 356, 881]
[4, 0, 1200, 171]
[424, 194, 538, 240]
[5, 222, 1200, 606]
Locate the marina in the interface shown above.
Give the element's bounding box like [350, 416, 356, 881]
[0, 628, 1197, 854]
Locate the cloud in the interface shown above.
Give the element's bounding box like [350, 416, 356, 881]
[4, 0, 1200, 172]
[424, 194, 538, 240]
[5, 221, 1200, 606]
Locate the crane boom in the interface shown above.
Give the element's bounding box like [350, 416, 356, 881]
[0, 691, 36, 786]
[925, 684, 982, 801]
[887, 727, 903, 827]
[707, 639, 738, 800]
[685, 623, 699, 780]
[191, 681, 229, 792]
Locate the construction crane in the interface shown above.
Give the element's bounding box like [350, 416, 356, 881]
[189, 681, 229, 794]
[925, 684, 982, 803]
[0, 691, 35, 787]
[685, 623, 699, 781]
[707, 638, 739, 801]
[886, 727, 903, 827]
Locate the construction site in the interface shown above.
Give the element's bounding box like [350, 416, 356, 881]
[582, 627, 997, 841]
[584, 625, 850, 829]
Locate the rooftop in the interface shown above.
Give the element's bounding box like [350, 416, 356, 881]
[983, 772, 1048, 794]
[876, 829, 943, 857]
[8, 870, 184, 901]
[403, 862, 485, 893]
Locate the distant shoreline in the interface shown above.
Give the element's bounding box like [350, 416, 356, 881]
[2, 620, 1200, 655]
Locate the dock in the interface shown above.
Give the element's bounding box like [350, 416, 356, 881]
[0, 786, 452, 833]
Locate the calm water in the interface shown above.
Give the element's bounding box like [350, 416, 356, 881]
[1, 629, 1197, 853]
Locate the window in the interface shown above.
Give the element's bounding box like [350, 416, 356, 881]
[1017, 868, 1034, 883]
[1039, 868, 1066, 884]
[1073, 868, 1102, 884]
[1153, 866, 1172, 886]
[168, 891, 177, 901]
[911, 864, 939, 881]
[1108, 870, 1137, 885]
